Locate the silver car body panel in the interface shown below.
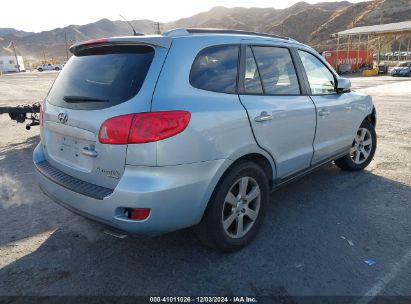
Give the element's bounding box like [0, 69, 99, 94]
[35, 32, 374, 234]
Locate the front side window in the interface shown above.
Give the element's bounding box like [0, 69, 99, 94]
[190, 45, 239, 94]
[9, 60, 15, 64]
[298, 50, 336, 95]
[251, 46, 300, 95]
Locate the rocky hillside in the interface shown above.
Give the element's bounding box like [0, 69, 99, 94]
[1, 0, 410, 64]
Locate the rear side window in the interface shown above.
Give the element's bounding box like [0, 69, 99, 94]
[190, 45, 239, 94]
[251, 46, 300, 95]
[244, 46, 263, 94]
[47, 45, 154, 110]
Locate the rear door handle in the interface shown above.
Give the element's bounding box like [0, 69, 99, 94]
[82, 145, 98, 157]
[318, 109, 330, 116]
[254, 111, 273, 122]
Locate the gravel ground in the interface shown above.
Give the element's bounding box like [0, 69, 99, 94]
[0, 71, 410, 299]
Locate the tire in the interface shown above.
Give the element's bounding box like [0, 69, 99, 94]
[54, 67, 60, 71]
[38, 68, 43, 72]
[335, 120, 376, 171]
[195, 160, 269, 252]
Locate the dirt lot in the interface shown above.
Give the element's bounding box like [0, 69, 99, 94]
[0, 71, 410, 299]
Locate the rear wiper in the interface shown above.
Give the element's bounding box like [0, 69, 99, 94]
[63, 96, 109, 103]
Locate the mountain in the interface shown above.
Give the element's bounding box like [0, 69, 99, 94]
[1, 0, 410, 64]
[0, 28, 33, 37]
[0, 18, 155, 63]
[164, 2, 352, 33]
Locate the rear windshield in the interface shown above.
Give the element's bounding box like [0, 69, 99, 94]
[47, 45, 154, 110]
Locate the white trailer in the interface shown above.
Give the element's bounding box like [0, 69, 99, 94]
[0, 56, 25, 73]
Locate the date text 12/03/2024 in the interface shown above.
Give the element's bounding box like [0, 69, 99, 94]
[149, 297, 258, 303]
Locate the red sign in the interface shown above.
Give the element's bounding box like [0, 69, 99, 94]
[322, 50, 374, 72]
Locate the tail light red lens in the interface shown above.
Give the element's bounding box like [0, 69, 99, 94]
[98, 111, 190, 145]
[127, 208, 150, 221]
[98, 114, 134, 144]
[129, 111, 191, 144]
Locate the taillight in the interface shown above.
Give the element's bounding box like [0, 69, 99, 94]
[98, 114, 134, 144]
[98, 111, 190, 145]
[129, 111, 191, 144]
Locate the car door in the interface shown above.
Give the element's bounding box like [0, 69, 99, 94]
[238, 42, 316, 179]
[296, 50, 356, 164]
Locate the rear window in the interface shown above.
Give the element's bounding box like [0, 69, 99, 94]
[190, 45, 239, 94]
[47, 45, 154, 110]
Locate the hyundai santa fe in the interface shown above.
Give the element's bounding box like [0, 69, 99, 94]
[34, 28, 377, 252]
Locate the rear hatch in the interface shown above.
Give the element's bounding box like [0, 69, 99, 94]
[41, 40, 169, 189]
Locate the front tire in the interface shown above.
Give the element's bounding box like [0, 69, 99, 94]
[335, 120, 376, 171]
[195, 161, 269, 252]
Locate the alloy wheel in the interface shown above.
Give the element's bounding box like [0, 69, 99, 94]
[221, 176, 261, 239]
[350, 127, 373, 165]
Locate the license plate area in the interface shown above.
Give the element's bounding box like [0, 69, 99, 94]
[46, 130, 95, 172]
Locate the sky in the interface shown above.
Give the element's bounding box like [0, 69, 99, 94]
[1, 0, 369, 32]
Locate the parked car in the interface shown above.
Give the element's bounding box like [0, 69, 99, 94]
[390, 61, 411, 77]
[378, 63, 389, 74]
[338, 63, 352, 74]
[37, 63, 63, 72]
[34, 29, 377, 252]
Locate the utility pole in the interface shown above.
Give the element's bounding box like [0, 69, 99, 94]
[64, 32, 69, 62]
[336, 35, 340, 72]
[155, 22, 161, 35]
[11, 41, 20, 72]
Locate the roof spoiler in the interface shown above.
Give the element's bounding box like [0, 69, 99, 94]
[69, 36, 172, 54]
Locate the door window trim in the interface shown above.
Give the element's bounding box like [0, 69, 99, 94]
[296, 48, 339, 96]
[238, 44, 305, 96]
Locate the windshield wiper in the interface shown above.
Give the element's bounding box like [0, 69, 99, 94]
[63, 96, 109, 103]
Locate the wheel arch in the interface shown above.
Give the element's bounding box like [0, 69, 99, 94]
[366, 106, 377, 127]
[196, 151, 276, 224]
[232, 153, 275, 188]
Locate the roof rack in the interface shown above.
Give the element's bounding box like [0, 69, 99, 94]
[163, 28, 289, 40]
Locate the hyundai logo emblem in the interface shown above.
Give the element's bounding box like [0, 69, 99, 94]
[58, 112, 68, 124]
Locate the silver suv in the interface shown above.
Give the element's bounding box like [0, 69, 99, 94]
[34, 29, 377, 252]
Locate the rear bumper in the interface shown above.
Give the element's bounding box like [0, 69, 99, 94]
[34, 143, 229, 235]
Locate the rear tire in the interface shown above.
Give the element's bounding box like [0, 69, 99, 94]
[38, 68, 43, 72]
[335, 120, 376, 171]
[195, 161, 269, 252]
[55, 67, 60, 71]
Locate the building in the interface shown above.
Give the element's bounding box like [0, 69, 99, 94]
[0, 56, 25, 73]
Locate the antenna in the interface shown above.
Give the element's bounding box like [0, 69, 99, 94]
[120, 14, 141, 36]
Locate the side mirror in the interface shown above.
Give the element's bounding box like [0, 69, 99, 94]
[337, 77, 351, 93]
